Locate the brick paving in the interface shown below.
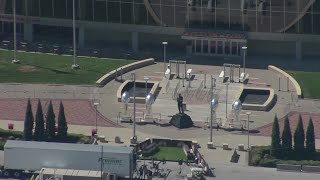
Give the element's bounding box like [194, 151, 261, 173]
[253, 111, 320, 139]
[0, 98, 121, 127]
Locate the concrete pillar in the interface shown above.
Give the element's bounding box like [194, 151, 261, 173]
[23, 23, 33, 42]
[295, 40, 302, 61]
[78, 26, 85, 48]
[132, 31, 139, 52]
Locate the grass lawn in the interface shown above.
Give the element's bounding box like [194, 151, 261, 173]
[0, 50, 130, 85]
[142, 147, 188, 161]
[288, 71, 320, 99]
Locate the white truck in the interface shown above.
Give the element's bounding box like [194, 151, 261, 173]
[0, 140, 135, 179]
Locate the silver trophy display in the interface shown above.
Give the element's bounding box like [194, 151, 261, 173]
[121, 91, 131, 122]
[144, 93, 155, 122]
[231, 100, 242, 129]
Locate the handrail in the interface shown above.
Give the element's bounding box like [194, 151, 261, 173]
[165, 80, 170, 93]
[172, 81, 180, 100]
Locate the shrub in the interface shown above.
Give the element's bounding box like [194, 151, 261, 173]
[57, 101, 68, 140]
[8, 136, 15, 140]
[294, 114, 305, 158]
[271, 115, 281, 158]
[258, 159, 278, 168]
[34, 99, 45, 141]
[57, 133, 90, 144]
[250, 146, 270, 166]
[0, 129, 23, 138]
[0, 141, 5, 150]
[281, 115, 292, 158]
[306, 117, 316, 156]
[45, 101, 56, 141]
[23, 98, 34, 141]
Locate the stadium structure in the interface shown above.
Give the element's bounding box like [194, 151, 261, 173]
[0, 0, 320, 60]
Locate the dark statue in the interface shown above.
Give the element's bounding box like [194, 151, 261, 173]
[177, 93, 184, 114]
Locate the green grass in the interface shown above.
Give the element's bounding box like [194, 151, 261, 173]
[142, 147, 188, 161]
[0, 50, 130, 85]
[288, 71, 320, 99]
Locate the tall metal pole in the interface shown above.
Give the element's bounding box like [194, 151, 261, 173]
[144, 77, 149, 97]
[162, 42, 168, 77]
[94, 102, 99, 132]
[13, 0, 16, 61]
[95, 105, 97, 131]
[100, 146, 103, 180]
[210, 76, 213, 142]
[247, 112, 251, 150]
[71, 0, 79, 69]
[225, 83, 229, 118]
[242, 46, 247, 74]
[12, 0, 19, 64]
[132, 73, 136, 138]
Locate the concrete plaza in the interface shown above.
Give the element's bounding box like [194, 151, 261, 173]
[0, 61, 320, 179]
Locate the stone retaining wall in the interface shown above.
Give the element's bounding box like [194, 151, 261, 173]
[268, 65, 302, 98]
[96, 58, 155, 86]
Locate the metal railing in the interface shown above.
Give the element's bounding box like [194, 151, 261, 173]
[172, 81, 180, 100]
[165, 79, 170, 94]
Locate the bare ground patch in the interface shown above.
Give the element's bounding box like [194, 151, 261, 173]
[18, 65, 37, 72]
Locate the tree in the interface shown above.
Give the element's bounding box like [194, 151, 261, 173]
[45, 101, 56, 141]
[281, 115, 292, 158]
[23, 98, 34, 141]
[306, 117, 315, 156]
[34, 99, 45, 141]
[271, 115, 281, 158]
[57, 101, 68, 140]
[294, 114, 305, 158]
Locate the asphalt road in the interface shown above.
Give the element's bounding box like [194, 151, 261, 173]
[213, 163, 320, 180]
[1, 150, 319, 180]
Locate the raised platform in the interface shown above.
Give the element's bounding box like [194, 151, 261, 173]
[169, 113, 194, 129]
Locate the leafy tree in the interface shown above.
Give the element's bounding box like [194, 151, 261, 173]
[294, 114, 305, 158]
[57, 101, 68, 140]
[306, 117, 315, 156]
[281, 115, 292, 158]
[271, 115, 281, 158]
[45, 101, 56, 141]
[23, 98, 34, 141]
[34, 99, 45, 141]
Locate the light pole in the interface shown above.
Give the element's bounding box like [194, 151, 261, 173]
[225, 83, 229, 118]
[162, 42, 168, 77]
[246, 111, 251, 151]
[71, 0, 79, 69]
[144, 77, 149, 97]
[94, 102, 100, 133]
[131, 72, 137, 143]
[232, 100, 242, 129]
[242, 46, 247, 74]
[210, 98, 218, 142]
[12, 0, 19, 64]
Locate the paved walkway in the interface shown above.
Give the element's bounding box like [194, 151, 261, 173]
[0, 98, 120, 127]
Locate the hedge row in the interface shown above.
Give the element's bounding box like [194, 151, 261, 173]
[251, 146, 320, 167]
[0, 128, 90, 150]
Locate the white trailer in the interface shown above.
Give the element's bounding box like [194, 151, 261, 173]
[2, 140, 135, 178]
